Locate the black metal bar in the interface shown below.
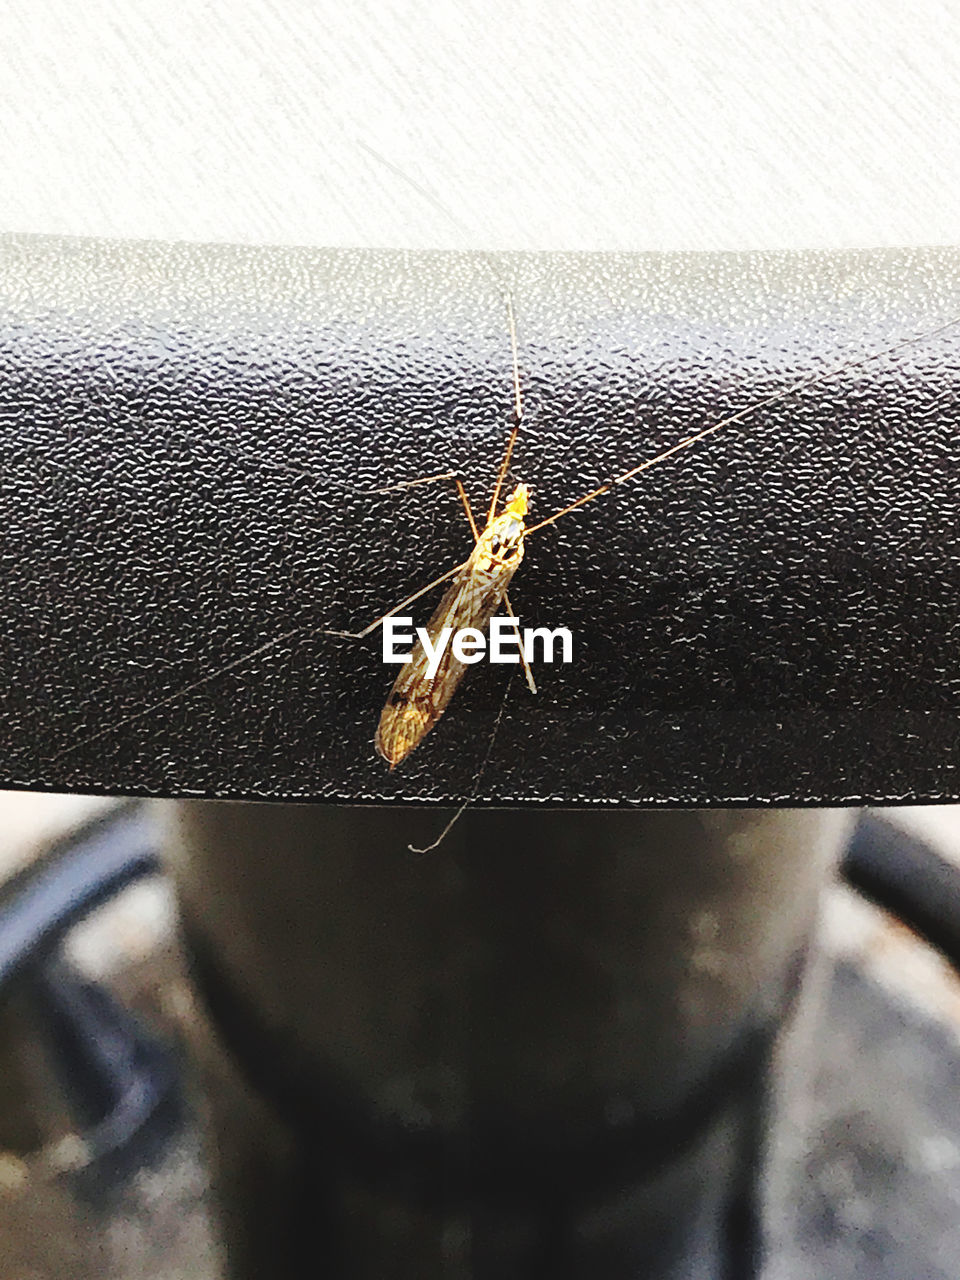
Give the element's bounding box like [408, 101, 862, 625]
[2, 239, 959, 804]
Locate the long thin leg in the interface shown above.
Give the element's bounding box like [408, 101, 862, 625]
[378, 470, 477, 535]
[51, 560, 469, 760]
[485, 292, 524, 524]
[526, 423, 732, 534]
[527, 316, 960, 536]
[51, 625, 312, 761]
[49, 454, 479, 762]
[367, 471, 459, 495]
[455, 477, 480, 541]
[326, 560, 469, 639]
[408, 671, 513, 855]
[504, 591, 537, 694]
[140, 423, 461, 496]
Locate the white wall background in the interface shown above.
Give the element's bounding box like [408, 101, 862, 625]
[1, 0, 959, 251]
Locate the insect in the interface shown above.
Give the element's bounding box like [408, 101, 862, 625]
[373, 478, 531, 769]
[43, 261, 960, 816]
[327, 287, 960, 775]
[358, 295, 535, 769]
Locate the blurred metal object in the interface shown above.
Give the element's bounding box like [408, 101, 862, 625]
[0, 805, 177, 1195]
[167, 803, 852, 1278]
[0, 806, 158, 987]
[6, 801, 960, 1274]
[842, 814, 960, 973]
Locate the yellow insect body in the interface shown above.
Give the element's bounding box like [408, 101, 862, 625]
[375, 484, 529, 768]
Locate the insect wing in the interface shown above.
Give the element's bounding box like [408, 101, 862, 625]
[374, 563, 514, 767]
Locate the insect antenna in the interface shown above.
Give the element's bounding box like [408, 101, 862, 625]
[526, 315, 960, 536]
[485, 291, 524, 523]
[357, 140, 529, 526]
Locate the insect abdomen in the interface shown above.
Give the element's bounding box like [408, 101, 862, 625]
[374, 563, 517, 768]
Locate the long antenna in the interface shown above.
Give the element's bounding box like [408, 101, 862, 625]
[358, 140, 525, 513]
[526, 316, 960, 535]
[485, 292, 524, 523]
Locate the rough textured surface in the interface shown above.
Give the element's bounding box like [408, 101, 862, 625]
[2, 236, 960, 803]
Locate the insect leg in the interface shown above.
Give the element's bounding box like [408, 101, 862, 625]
[365, 471, 459, 496]
[50, 561, 470, 761]
[371, 472, 477, 538]
[103, 419, 464, 498]
[454, 477, 480, 540]
[50, 625, 311, 760]
[407, 670, 513, 856]
[525, 427, 726, 534]
[373, 472, 477, 537]
[526, 315, 960, 536]
[332, 560, 470, 639]
[503, 591, 537, 695]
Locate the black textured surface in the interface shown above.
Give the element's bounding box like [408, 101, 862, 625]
[2, 236, 960, 803]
